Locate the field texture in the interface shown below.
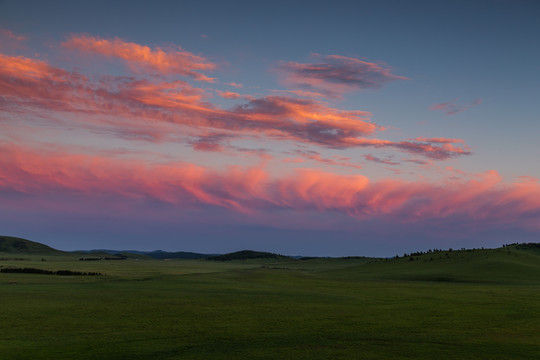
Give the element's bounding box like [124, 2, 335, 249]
[1, 247, 540, 359]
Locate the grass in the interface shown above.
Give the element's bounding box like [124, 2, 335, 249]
[1, 246, 540, 359]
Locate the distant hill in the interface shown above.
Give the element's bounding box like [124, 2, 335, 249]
[74, 249, 212, 259]
[0, 236, 66, 255]
[207, 250, 292, 261]
[145, 250, 211, 260]
[114, 252, 156, 260]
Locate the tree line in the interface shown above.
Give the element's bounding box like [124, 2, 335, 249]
[0, 267, 104, 276]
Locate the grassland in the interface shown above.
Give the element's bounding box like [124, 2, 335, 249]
[1, 244, 540, 359]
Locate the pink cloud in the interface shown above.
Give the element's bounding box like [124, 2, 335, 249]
[1, 143, 539, 231]
[62, 34, 216, 81]
[429, 98, 482, 115]
[277, 54, 407, 97]
[414, 137, 465, 144]
[0, 53, 372, 145]
[285, 149, 363, 170]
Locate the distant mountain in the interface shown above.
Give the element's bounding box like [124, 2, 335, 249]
[74, 249, 150, 255]
[0, 236, 66, 255]
[207, 250, 292, 261]
[72, 249, 212, 259]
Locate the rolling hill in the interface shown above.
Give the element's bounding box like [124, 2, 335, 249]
[207, 250, 292, 261]
[3, 235, 540, 285]
[0, 236, 67, 255]
[320, 244, 540, 285]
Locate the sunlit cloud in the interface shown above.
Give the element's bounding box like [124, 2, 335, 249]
[0, 51, 470, 159]
[62, 34, 216, 81]
[2, 143, 539, 232]
[216, 90, 253, 100]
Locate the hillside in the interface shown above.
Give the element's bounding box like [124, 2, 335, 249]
[0, 236, 66, 255]
[321, 244, 540, 285]
[207, 250, 292, 261]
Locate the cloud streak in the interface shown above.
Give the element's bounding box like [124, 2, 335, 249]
[62, 35, 216, 81]
[284, 149, 363, 170]
[277, 54, 406, 97]
[429, 98, 482, 115]
[364, 154, 400, 166]
[0, 28, 27, 41]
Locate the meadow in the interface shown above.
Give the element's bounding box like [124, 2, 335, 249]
[1, 245, 540, 359]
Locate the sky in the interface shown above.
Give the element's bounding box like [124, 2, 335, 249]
[0, 0, 539, 256]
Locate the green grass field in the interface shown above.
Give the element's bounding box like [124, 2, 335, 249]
[1, 245, 540, 359]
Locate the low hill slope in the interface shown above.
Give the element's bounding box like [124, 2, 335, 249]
[321, 245, 540, 285]
[207, 250, 291, 261]
[0, 236, 66, 255]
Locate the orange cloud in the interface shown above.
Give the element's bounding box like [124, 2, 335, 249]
[62, 35, 216, 81]
[216, 90, 254, 100]
[0, 52, 471, 159]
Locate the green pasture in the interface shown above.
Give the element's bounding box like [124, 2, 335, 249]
[1, 246, 540, 359]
